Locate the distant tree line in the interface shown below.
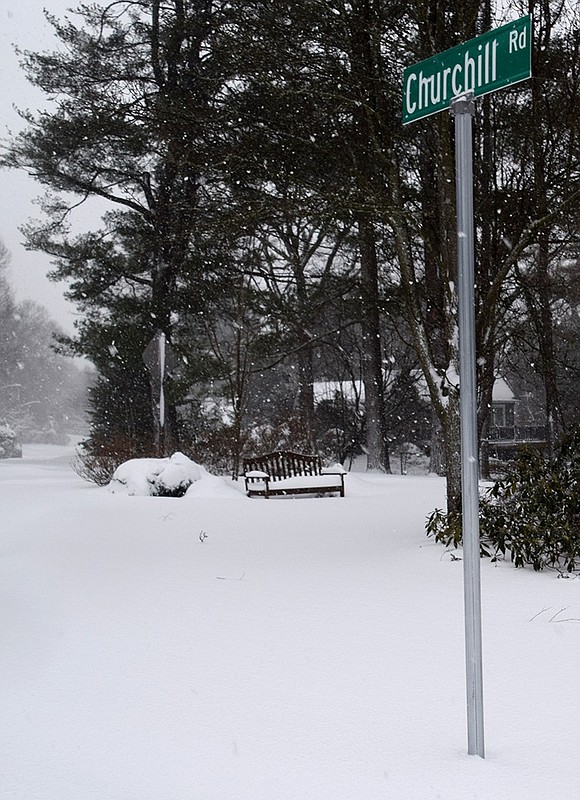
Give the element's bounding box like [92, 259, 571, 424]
[0, 242, 90, 447]
[2, 0, 580, 508]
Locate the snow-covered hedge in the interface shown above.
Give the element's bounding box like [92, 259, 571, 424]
[108, 452, 207, 496]
[108, 451, 244, 499]
[0, 424, 22, 459]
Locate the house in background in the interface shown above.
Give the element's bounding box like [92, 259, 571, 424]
[311, 374, 547, 468]
[485, 376, 547, 461]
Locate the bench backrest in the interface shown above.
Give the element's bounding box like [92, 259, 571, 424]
[243, 450, 322, 481]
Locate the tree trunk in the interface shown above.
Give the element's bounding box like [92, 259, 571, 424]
[536, 233, 562, 448]
[296, 340, 315, 452]
[359, 216, 390, 472]
[529, 3, 564, 450]
[429, 395, 462, 515]
[429, 409, 445, 475]
[442, 393, 462, 516]
[347, 0, 390, 472]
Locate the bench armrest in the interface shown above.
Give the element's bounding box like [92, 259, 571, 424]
[244, 470, 271, 497]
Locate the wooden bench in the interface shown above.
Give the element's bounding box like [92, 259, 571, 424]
[243, 450, 346, 498]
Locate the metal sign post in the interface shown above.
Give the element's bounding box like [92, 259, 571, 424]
[158, 331, 166, 440]
[143, 330, 177, 457]
[451, 93, 485, 758]
[401, 14, 531, 759]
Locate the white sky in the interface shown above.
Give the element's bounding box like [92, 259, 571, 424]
[0, 1, 84, 333]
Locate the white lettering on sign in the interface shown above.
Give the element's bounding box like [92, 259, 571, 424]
[407, 41, 499, 114]
[406, 73, 417, 114]
[452, 63, 463, 95]
[509, 27, 527, 52]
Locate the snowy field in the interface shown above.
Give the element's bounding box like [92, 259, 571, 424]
[2, 444, 579, 800]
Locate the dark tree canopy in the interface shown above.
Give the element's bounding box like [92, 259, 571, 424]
[3, 0, 580, 500]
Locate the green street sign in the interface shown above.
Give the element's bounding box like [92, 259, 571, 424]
[403, 15, 531, 124]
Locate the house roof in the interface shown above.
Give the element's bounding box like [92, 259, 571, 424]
[492, 376, 517, 403]
[313, 380, 364, 404]
[313, 374, 518, 405]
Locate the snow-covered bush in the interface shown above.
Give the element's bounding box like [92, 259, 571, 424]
[427, 427, 580, 572]
[108, 452, 207, 496]
[0, 424, 21, 458]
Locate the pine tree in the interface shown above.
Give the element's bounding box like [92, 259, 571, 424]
[2, 2, 246, 452]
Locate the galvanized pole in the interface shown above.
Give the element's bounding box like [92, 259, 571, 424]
[158, 331, 166, 456]
[451, 93, 485, 758]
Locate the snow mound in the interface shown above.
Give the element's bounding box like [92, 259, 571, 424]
[185, 472, 245, 499]
[109, 452, 207, 496]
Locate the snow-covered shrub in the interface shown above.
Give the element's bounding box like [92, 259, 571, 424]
[108, 452, 206, 496]
[153, 452, 205, 496]
[0, 424, 21, 458]
[427, 427, 580, 572]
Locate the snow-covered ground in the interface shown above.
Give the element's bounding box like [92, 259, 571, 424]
[1, 444, 579, 800]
